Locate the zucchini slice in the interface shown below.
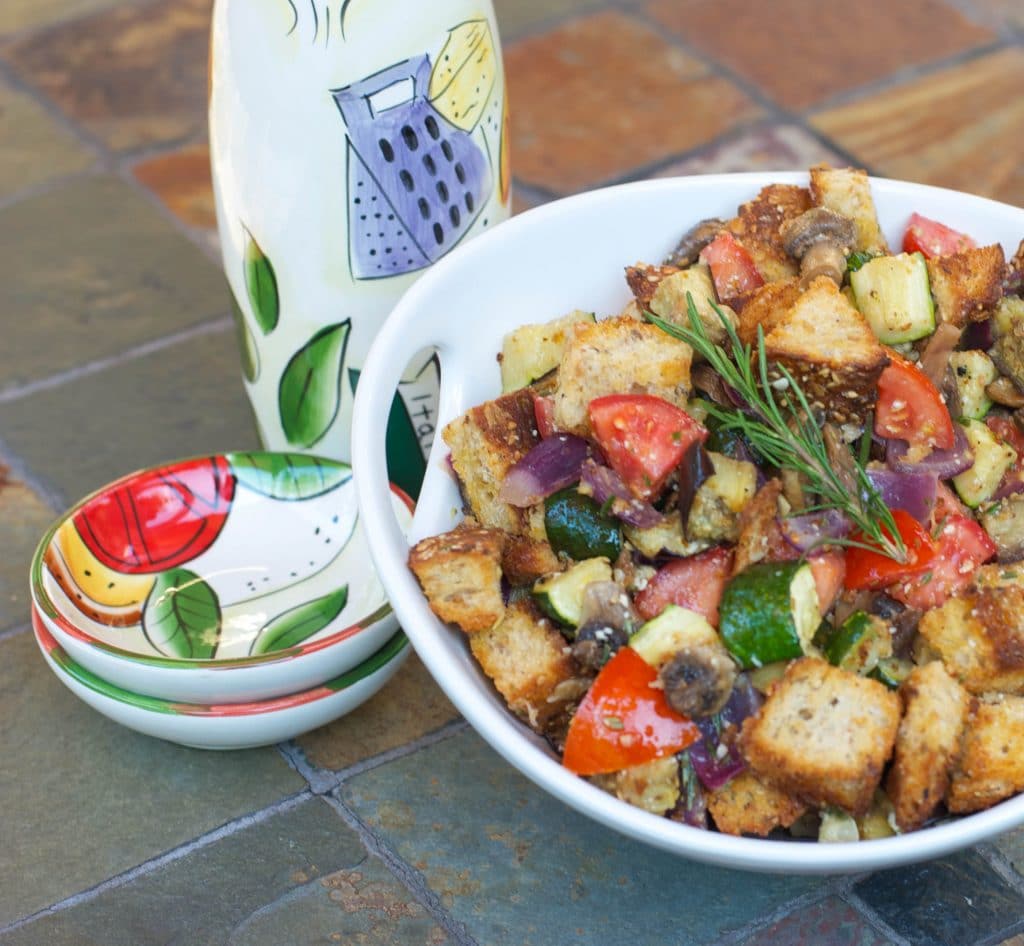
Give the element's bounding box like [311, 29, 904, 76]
[532, 557, 613, 627]
[952, 419, 1016, 508]
[499, 309, 595, 392]
[718, 561, 821, 669]
[950, 350, 997, 420]
[628, 604, 719, 670]
[817, 611, 892, 675]
[850, 252, 935, 344]
[869, 657, 914, 690]
[544, 487, 622, 561]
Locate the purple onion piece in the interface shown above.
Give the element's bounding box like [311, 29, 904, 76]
[688, 674, 762, 792]
[498, 434, 590, 507]
[993, 468, 1024, 501]
[885, 423, 974, 478]
[779, 509, 852, 554]
[579, 459, 664, 528]
[865, 467, 938, 524]
[677, 442, 714, 523]
[961, 318, 994, 352]
[674, 752, 708, 829]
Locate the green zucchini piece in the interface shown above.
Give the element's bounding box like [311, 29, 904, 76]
[869, 657, 914, 690]
[718, 561, 821, 669]
[500, 309, 595, 392]
[952, 419, 1016, 508]
[628, 604, 719, 670]
[544, 487, 622, 561]
[532, 557, 613, 627]
[818, 611, 892, 675]
[950, 350, 997, 420]
[850, 252, 935, 344]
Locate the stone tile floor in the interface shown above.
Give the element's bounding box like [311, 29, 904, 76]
[1, 0, 1023, 942]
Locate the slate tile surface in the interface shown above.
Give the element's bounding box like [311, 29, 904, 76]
[734, 896, 896, 946]
[0, 630, 304, 927]
[0, 477, 57, 634]
[341, 729, 827, 946]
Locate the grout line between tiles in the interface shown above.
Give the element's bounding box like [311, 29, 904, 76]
[321, 791, 480, 946]
[838, 888, 916, 946]
[0, 432, 68, 513]
[0, 788, 315, 937]
[0, 621, 29, 644]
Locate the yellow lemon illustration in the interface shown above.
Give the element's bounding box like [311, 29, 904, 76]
[429, 18, 496, 132]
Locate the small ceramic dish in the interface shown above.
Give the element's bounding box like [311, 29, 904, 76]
[352, 172, 1024, 874]
[30, 451, 413, 703]
[32, 605, 409, 749]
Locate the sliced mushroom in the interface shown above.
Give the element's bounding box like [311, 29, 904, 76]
[664, 217, 728, 267]
[659, 639, 737, 718]
[570, 580, 635, 671]
[986, 376, 1024, 409]
[780, 207, 857, 287]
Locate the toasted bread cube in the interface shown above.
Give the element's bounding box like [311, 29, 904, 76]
[732, 479, 787, 574]
[707, 769, 809, 837]
[927, 244, 1006, 328]
[624, 262, 681, 310]
[809, 165, 888, 255]
[917, 570, 1024, 694]
[725, 183, 812, 283]
[551, 315, 693, 435]
[885, 661, 973, 832]
[647, 264, 738, 346]
[741, 658, 901, 815]
[408, 526, 506, 632]
[501, 535, 563, 586]
[947, 695, 1024, 814]
[736, 278, 804, 346]
[469, 597, 583, 729]
[442, 387, 542, 536]
[763, 276, 890, 427]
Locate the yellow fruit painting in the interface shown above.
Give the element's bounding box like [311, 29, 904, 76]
[428, 18, 496, 132]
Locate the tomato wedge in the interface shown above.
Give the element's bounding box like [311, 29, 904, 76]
[532, 393, 557, 439]
[875, 353, 955, 451]
[634, 546, 734, 625]
[902, 213, 977, 259]
[986, 415, 1024, 497]
[588, 394, 706, 501]
[889, 515, 996, 610]
[699, 232, 764, 300]
[844, 509, 938, 591]
[562, 647, 699, 776]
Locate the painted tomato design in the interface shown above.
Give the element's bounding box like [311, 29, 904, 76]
[73, 456, 236, 574]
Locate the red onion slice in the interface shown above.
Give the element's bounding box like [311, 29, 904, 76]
[579, 459, 664, 528]
[961, 318, 994, 352]
[865, 468, 938, 524]
[688, 675, 762, 791]
[779, 509, 851, 553]
[498, 434, 590, 507]
[885, 423, 974, 478]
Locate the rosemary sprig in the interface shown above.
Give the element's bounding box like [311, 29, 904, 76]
[646, 295, 907, 562]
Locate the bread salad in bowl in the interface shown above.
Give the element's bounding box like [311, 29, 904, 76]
[406, 166, 1024, 845]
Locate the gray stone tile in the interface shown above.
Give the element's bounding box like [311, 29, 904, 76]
[0, 78, 93, 201]
[341, 729, 827, 946]
[736, 896, 895, 945]
[0, 798, 444, 946]
[995, 824, 1024, 880]
[0, 477, 57, 634]
[852, 850, 1024, 946]
[0, 175, 229, 392]
[0, 630, 304, 927]
[0, 325, 260, 505]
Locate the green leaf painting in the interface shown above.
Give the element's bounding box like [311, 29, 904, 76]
[349, 366, 427, 501]
[243, 228, 279, 335]
[279, 320, 351, 449]
[142, 568, 222, 659]
[249, 585, 349, 655]
[230, 291, 260, 382]
[227, 452, 351, 500]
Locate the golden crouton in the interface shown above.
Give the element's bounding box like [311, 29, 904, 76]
[608, 756, 681, 816]
[885, 661, 973, 832]
[501, 535, 563, 586]
[809, 165, 888, 255]
[469, 597, 584, 730]
[927, 244, 1006, 327]
[624, 261, 681, 310]
[646, 264, 738, 346]
[763, 276, 890, 427]
[551, 315, 693, 435]
[736, 278, 804, 346]
[707, 769, 809, 837]
[732, 479, 786, 574]
[947, 695, 1024, 814]
[442, 387, 543, 537]
[916, 571, 1024, 694]
[408, 526, 506, 632]
[741, 658, 901, 815]
[725, 183, 812, 283]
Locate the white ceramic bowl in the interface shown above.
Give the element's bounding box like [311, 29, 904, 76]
[32, 605, 409, 749]
[30, 452, 413, 703]
[352, 172, 1024, 874]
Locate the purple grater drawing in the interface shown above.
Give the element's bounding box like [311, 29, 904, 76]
[331, 55, 492, 280]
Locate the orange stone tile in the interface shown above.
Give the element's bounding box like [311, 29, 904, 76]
[296, 652, 460, 772]
[2, 0, 211, 153]
[811, 48, 1024, 208]
[645, 0, 995, 111]
[505, 11, 760, 193]
[133, 144, 216, 231]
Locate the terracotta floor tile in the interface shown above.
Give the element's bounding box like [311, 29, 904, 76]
[2, 0, 211, 153]
[505, 11, 760, 193]
[133, 143, 216, 231]
[645, 0, 995, 111]
[0, 0, 123, 37]
[811, 48, 1024, 207]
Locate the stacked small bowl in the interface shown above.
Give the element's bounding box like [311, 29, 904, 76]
[29, 451, 413, 749]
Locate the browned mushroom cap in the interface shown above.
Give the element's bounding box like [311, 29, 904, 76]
[780, 207, 857, 286]
[664, 217, 728, 267]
